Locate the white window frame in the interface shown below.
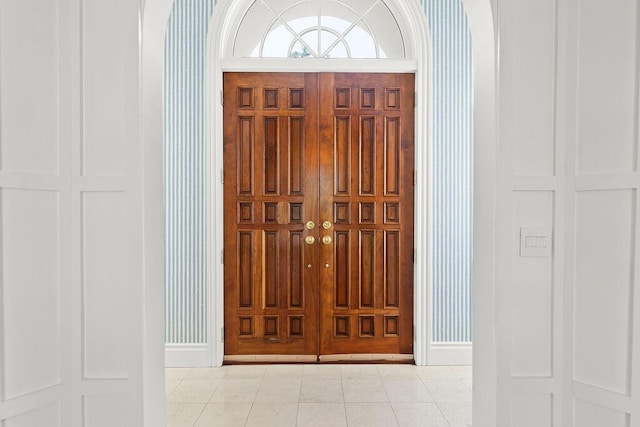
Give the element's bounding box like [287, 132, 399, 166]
[234, 0, 404, 59]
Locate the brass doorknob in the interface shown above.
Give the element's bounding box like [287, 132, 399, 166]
[321, 235, 332, 245]
[322, 220, 332, 230]
[305, 236, 316, 245]
[305, 221, 316, 230]
[307, 264, 313, 269]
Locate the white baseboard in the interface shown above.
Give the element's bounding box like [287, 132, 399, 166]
[428, 342, 472, 366]
[165, 344, 210, 367]
[165, 342, 471, 367]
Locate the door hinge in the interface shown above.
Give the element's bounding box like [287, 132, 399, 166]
[414, 91, 417, 107]
[221, 327, 224, 343]
[220, 90, 224, 106]
[220, 168, 224, 184]
[413, 248, 416, 263]
[414, 171, 416, 186]
[220, 249, 224, 264]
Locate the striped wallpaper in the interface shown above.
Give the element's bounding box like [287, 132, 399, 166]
[422, 0, 474, 343]
[164, 0, 215, 343]
[164, 0, 472, 345]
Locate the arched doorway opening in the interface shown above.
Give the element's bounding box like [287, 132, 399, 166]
[141, 0, 497, 424]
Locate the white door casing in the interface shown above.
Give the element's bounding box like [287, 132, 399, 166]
[205, 0, 433, 368]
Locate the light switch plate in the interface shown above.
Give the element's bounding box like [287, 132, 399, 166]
[520, 227, 552, 257]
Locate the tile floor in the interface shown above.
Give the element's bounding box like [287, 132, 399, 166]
[166, 364, 472, 427]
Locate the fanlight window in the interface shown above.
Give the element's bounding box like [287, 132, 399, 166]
[234, 0, 406, 59]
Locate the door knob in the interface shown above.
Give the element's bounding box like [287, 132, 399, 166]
[305, 236, 316, 245]
[322, 220, 332, 230]
[321, 235, 332, 245]
[324, 263, 330, 268]
[307, 264, 312, 269]
[305, 221, 316, 230]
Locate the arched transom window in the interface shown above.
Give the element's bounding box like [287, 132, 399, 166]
[233, 0, 406, 59]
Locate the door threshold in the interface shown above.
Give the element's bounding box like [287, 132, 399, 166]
[223, 354, 414, 364]
[319, 354, 414, 363]
[224, 354, 318, 364]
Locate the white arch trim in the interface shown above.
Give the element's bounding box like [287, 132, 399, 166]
[140, 0, 497, 424]
[206, 0, 432, 367]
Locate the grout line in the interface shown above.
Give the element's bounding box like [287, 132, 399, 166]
[191, 401, 209, 426]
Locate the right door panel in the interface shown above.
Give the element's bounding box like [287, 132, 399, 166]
[318, 73, 415, 356]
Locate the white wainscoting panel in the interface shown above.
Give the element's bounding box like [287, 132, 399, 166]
[576, 0, 638, 176]
[4, 404, 61, 427]
[511, 191, 553, 378]
[82, 192, 130, 379]
[497, 0, 562, 422]
[0, 0, 150, 424]
[0, 0, 59, 174]
[2, 189, 60, 399]
[574, 399, 629, 427]
[509, 392, 552, 427]
[81, 0, 129, 177]
[574, 190, 634, 395]
[509, 0, 557, 177]
[82, 395, 129, 427]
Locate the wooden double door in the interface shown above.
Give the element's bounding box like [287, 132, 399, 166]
[223, 72, 415, 361]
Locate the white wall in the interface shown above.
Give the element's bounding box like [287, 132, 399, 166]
[0, 0, 161, 425]
[3, 0, 639, 425]
[495, 0, 640, 424]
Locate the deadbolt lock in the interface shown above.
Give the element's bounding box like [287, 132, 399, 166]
[321, 235, 332, 245]
[322, 220, 332, 230]
[305, 220, 316, 230]
[305, 236, 316, 245]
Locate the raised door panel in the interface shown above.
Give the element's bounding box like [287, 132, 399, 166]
[318, 73, 415, 356]
[223, 73, 319, 356]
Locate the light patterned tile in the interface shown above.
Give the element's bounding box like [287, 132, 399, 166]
[194, 403, 251, 427]
[451, 366, 473, 379]
[340, 364, 380, 380]
[263, 364, 304, 379]
[245, 402, 298, 427]
[415, 366, 458, 380]
[438, 402, 472, 426]
[166, 403, 205, 427]
[302, 364, 342, 379]
[392, 403, 449, 427]
[383, 379, 434, 403]
[166, 380, 181, 397]
[300, 378, 343, 403]
[376, 364, 419, 379]
[297, 403, 347, 427]
[343, 379, 388, 403]
[224, 365, 266, 379]
[255, 379, 301, 403]
[345, 403, 399, 427]
[423, 379, 472, 403]
[209, 379, 260, 403]
[185, 367, 228, 381]
[166, 368, 192, 381]
[167, 380, 221, 404]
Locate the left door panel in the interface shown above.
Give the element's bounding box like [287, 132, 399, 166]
[223, 73, 320, 357]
